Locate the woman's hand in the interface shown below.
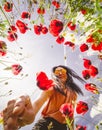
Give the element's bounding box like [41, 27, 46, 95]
[3, 95, 35, 130]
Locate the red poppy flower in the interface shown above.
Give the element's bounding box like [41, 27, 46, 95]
[0, 41, 7, 56]
[86, 35, 95, 43]
[80, 43, 89, 52]
[36, 72, 54, 90]
[41, 26, 48, 34]
[52, 1, 60, 8]
[34, 25, 42, 35]
[81, 9, 87, 15]
[85, 83, 99, 94]
[36, 71, 48, 81]
[89, 65, 98, 77]
[64, 41, 75, 49]
[16, 20, 28, 34]
[21, 12, 31, 19]
[0, 50, 6, 56]
[7, 33, 18, 42]
[76, 124, 87, 130]
[60, 103, 74, 118]
[76, 101, 88, 115]
[4, 2, 13, 12]
[8, 25, 17, 34]
[67, 22, 76, 31]
[56, 36, 65, 44]
[37, 7, 45, 15]
[91, 42, 102, 51]
[83, 59, 92, 69]
[11, 64, 22, 75]
[49, 19, 63, 37]
[82, 70, 90, 80]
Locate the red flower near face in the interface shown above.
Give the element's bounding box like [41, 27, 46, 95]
[11, 64, 22, 75]
[52, 1, 60, 8]
[8, 25, 17, 34]
[34, 25, 42, 35]
[82, 70, 90, 80]
[36, 71, 48, 81]
[60, 103, 74, 118]
[16, 20, 28, 34]
[80, 43, 89, 52]
[76, 101, 88, 115]
[7, 33, 18, 42]
[67, 22, 76, 31]
[83, 59, 92, 69]
[85, 83, 99, 94]
[49, 19, 63, 37]
[0, 41, 7, 56]
[56, 36, 65, 44]
[91, 42, 102, 51]
[36, 71, 54, 90]
[4, 2, 13, 12]
[81, 9, 87, 15]
[37, 7, 45, 15]
[21, 12, 31, 19]
[89, 65, 98, 77]
[76, 124, 87, 130]
[41, 26, 48, 34]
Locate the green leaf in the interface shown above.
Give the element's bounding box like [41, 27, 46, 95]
[95, 125, 99, 130]
[4, 67, 12, 70]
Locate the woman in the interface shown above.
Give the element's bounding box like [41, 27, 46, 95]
[3, 65, 85, 130]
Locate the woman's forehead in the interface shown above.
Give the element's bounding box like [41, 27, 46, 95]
[55, 67, 66, 71]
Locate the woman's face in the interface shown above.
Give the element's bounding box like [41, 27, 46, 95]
[54, 67, 68, 83]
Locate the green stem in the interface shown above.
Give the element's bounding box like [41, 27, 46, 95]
[65, 117, 73, 130]
[95, 0, 102, 13]
[0, 6, 11, 26]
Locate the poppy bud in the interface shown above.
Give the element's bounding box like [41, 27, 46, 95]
[21, 12, 31, 19]
[56, 36, 65, 44]
[4, 2, 13, 12]
[89, 65, 98, 77]
[11, 64, 22, 75]
[67, 22, 76, 31]
[37, 7, 45, 15]
[85, 83, 99, 94]
[41, 26, 48, 34]
[82, 70, 90, 80]
[80, 43, 89, 52]
[76, 101, 88, 115]
[83, 59, 92, 69]
[34, 25, 42, 35]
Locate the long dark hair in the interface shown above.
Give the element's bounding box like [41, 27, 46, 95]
[52, 65, 86, 96]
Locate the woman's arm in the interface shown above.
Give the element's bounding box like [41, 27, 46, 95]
[32, 89, 53, 116]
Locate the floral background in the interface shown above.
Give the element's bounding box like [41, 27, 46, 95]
[0, 0, 102, 130]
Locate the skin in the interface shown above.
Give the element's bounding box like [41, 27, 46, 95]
[3, 67, 76, 130]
